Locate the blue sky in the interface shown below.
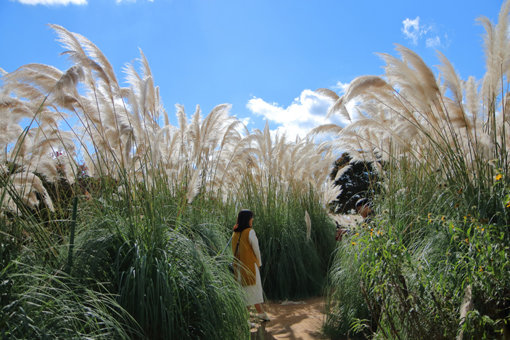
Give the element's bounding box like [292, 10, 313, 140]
[0, 0, 504, 138]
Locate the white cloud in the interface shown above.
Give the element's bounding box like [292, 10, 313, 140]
[15, 0, 86, 4]
[426, 36, 441, 48]
[332, 81, 350, 95]
[246, 89, 348, 140]
[402, 17, 421, 45]
[402, 16, 444, 49]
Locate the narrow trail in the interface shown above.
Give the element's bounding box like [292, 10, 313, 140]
[250, 297, 328, 340]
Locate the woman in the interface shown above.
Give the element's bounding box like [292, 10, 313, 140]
[232, 209, 270, 322]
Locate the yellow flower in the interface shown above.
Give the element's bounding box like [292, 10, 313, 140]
[351, 242, 357, 246]
[441, 216, 446, 222]
[495, 173, 502, 181]
[465, 238, 469, 244]
[377, 230, 383, 236]
[479, 266, 483, 272]
[355, 233, 360, 237]
[506, 201, 510, 208]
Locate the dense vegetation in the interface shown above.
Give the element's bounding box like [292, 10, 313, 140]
[0, 25, 336, 340]
[2, 2, 510, 339]
[321, 2, 510, 339]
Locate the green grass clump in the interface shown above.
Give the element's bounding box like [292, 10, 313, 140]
[73, 178, 250, 339]
[323, 241, 371, 339]
[1, 173, 252, 339]
[1, 265, 139, 339]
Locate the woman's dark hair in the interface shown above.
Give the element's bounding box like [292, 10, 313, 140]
[235, 209, 254, 232]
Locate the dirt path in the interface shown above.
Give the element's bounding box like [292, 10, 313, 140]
[250, 297, 328, 340]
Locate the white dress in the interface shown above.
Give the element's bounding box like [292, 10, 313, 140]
[237, 229, 264, 306]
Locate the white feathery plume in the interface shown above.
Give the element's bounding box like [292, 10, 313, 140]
[54, 65, 84, 104]
[0, 188, 18, 214]
[75, 31, 119, 87]
[326, 96, 351, 121]
[190, 105, 202, 163]
[343, 76, 392, 104]
[334, 164, 352, 182]
[308, 123, 343, 137]
[495, 1, 510, 70]
[186, 169, 201, 204]
[10, 172, 55, 211]
[478, 16, 498, 110]
[315, 88, 340, 102]
[395, 44, 439, 97]
[464, 76, 480, 120]
[50, 24, 88, 63]
[305, 210, 312, 241]
[3, 63, 63, 94]
[437, 52, 463, 106]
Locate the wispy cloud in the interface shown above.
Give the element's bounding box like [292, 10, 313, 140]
[402, 17, 422, 45]
[14, 0, 86, 4]
[246, 89, 346, 140]
[332, 81, 350, 95]
[426, 36, 441, 48]
[402, 16, 444, 49]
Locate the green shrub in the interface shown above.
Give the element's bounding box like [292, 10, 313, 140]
[325, 158, 510, 339]
[1, 266, 139, 339]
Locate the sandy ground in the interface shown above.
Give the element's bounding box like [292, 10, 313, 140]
[250, 297, 328, 340]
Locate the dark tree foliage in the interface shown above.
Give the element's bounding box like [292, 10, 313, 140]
[329, 152, 379, 214]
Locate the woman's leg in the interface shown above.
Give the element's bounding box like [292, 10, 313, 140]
[254, 304, 264, 313]
[255, 304, 270, 321]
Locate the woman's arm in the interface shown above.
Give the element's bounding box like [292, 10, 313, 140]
[249, 229, 262, 267]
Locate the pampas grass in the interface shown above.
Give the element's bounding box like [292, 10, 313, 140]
[1, 24, 338, 214]
[323, 2, 510, 339]
[0, 22, 341, 339]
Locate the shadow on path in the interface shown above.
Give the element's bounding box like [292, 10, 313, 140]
[250, 297, 327, 340]
[251, 324, 276, 340]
